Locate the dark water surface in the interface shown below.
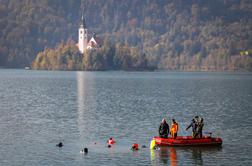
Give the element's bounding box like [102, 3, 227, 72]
[0, 69, 252, 165]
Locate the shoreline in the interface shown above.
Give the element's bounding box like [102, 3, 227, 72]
[0, 67, 252, 73]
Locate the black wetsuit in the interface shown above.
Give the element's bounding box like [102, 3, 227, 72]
[197, 122, 204, 138]
[186, 120, 197, 138]
[159, 122, 169, 138]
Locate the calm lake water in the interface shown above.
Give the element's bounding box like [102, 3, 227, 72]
[0, 69, 252, 165]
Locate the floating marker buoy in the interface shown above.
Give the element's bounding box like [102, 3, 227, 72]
[150, 139, 156, 149]
[132, 143, 139, 150]
[56, 142, 63, 148]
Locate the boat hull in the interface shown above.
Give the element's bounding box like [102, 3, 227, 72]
[153, 136, 222, 147]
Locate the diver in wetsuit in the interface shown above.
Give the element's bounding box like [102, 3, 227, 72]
[186, 119, 197, 138]
[159, 118, 169, 138]
[197, 118, 204, 138]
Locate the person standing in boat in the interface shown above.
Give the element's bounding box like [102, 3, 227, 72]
[170, 119, 179, 139]
[159, 118, 169, 138]
[186, 119, 197, 138]
[197, 118, 204, 138]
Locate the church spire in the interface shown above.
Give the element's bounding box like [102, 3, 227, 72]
[78, 9, 88, 54]
[80, 11, 86, 28]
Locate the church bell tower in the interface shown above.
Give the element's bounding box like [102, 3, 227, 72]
[78, 12, 88, 53]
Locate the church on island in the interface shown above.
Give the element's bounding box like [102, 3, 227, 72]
[77, 14, 101, 53]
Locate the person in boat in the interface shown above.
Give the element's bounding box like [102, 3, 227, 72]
[186, 119, 197, 138]
[197, 118, 204, 138]
[170, 119, 179, 139]
[159, 118, 169, 138]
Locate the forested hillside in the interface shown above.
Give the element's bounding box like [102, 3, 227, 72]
[0, 0, 252, 70]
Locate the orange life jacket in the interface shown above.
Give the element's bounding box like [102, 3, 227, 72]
[171, 122, 179, 133]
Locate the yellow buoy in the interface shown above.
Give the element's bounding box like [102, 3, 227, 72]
[150, 139, 156, 149]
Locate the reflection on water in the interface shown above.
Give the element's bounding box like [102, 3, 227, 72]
[169, 147, 178, 166]
[77, 72, 84, 143]
[151, 147, 176, 165]
[77, 72, 95, 144]
[151, 146, 221, 166]
[191, 147, 203, 165]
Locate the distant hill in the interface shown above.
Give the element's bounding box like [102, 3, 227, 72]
[0, 0, 251, 71]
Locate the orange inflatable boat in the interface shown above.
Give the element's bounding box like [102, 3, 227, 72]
[153, 136, 222, 146]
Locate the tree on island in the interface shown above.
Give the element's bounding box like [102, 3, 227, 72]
[32, 38, 155, 71]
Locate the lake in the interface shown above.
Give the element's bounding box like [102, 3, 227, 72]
[0, 69, 252, 165]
